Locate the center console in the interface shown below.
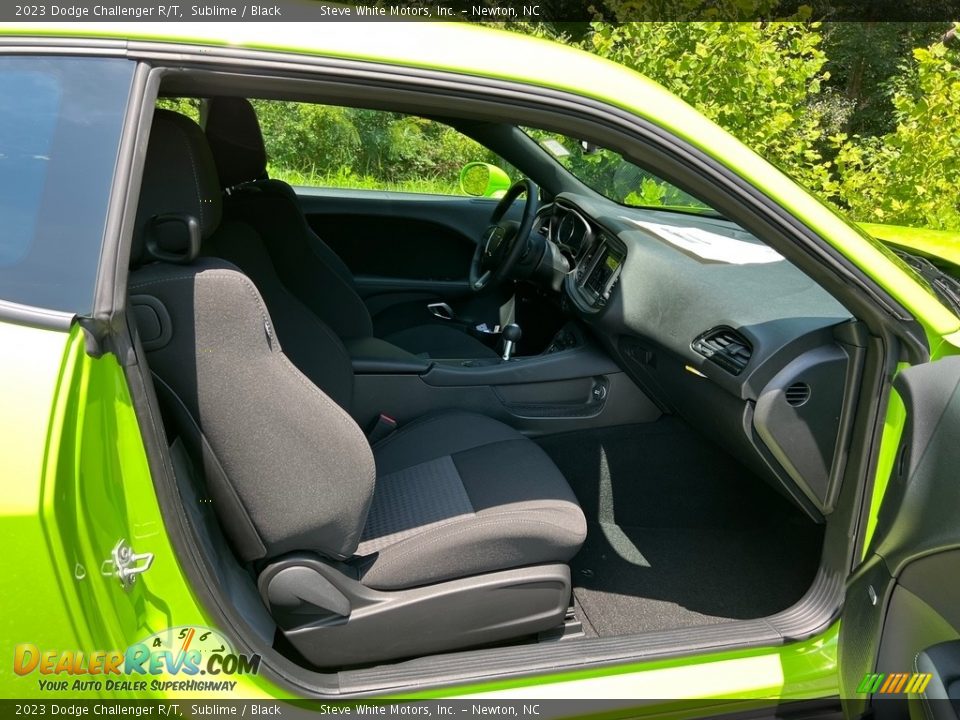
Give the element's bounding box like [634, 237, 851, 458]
[568, 232, 625, 312]
[347, 323, 658, 435]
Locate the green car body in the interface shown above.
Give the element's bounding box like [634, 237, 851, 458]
[1, 20, 959, 710]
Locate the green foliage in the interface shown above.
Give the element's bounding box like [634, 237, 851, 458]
[252, 101, 507, 194]
[626, 178, 668, 207]
[156, 23, 960, 232]
[579, 21, 960, 232]
[833, 36, 960, 230]
[525, 127, 710, 210]
[819, 22, 946, 137]
[155, 97, 201, 122]
[268, 166, 462, 195]
[254, 101, 361, 177]
[588, 22, 837, 198]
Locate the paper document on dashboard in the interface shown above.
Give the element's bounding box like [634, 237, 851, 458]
[625, 218, 785, 265]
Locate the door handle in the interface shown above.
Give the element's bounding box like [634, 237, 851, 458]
[427, 302, 456, 321]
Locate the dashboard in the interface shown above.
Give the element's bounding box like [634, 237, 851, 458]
[544, 200, 625, 312]
[538, 193, 860, 521]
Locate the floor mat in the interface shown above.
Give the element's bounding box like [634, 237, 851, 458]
[571, 520, 822, 635]
[537, 418, 824, 637]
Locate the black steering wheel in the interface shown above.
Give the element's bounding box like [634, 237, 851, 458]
[469, 178, 539, 292]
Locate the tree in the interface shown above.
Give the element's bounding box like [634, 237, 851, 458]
[834, 31, 960, 230]
[819, 22, 946, 137]
[587, 22, 838, 198]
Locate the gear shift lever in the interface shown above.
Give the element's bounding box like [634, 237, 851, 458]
[501, 323, 522, 361]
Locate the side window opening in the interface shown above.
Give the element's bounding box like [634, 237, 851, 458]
[250, 100, 516, 196]
[155, 97, 201, 124]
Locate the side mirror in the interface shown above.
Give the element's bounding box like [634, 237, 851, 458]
[459, 162, 512, 198]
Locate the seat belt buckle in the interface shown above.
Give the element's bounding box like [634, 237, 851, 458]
[368, 413, 398, 444]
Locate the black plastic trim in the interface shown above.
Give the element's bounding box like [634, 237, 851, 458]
[351, 358, 431, 374]
[260, 558, 572, 668]
[340, 566, 844, 695]
[91, 61, 151, 329]
[0, 298, 73, 331]
[692, 326, 753, 376]
[354, 276, 471, 294]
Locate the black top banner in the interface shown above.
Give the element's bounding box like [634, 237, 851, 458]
[4, 0, 960, 22]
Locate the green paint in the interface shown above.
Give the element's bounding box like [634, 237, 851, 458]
[1, 325, 280, 699]
[460, 162, 512, 197]
[860, 222, 960, 274]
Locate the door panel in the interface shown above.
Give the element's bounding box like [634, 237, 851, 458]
[295, 187, 500, 285]
[3, 324, 222, 698]
[295, 187, 521, 331]
[839, 356, 960, 717]
[313, 213, 474, 281]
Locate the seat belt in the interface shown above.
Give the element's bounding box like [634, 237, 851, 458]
[367, 412, 398, 444]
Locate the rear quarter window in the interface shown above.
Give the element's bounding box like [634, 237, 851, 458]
[0, 56, 133, 314]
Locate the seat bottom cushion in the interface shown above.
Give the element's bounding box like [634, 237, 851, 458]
[382, 324, 499, 359]
[357, 412, 587, 590]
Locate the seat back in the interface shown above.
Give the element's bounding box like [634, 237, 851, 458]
[200, 217, 355, 409]
[204, 97, 374, 340]
[130, 110, 375, 564]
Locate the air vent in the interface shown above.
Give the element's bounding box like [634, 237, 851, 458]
[785, 382, 811, 407]
[691, 327, 752, 375]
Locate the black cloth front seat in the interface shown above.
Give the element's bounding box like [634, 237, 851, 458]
[129, 110, 586, 665]
[203, 96, 498, 360]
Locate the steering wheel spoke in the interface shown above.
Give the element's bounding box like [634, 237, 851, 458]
[469, 179, 538, 293]
[473, 270, 492, 291]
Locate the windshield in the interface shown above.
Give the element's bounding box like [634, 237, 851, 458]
[524, 128, 718, 216]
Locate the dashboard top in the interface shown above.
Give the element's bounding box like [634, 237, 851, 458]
[543, 192, 852, 400]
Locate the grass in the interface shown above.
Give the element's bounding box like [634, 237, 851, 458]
[269, 166, 465, 196]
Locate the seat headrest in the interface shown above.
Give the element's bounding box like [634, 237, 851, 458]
[132, 109, 222, 268]
[204, 97, 268, 189]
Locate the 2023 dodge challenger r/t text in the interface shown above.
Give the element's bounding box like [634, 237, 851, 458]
[2, 20, 960, 719]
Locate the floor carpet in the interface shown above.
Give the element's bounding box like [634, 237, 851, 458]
[536, 417, 824, 637]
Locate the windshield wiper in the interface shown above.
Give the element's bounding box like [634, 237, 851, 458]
[892, 248, 960, 317]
